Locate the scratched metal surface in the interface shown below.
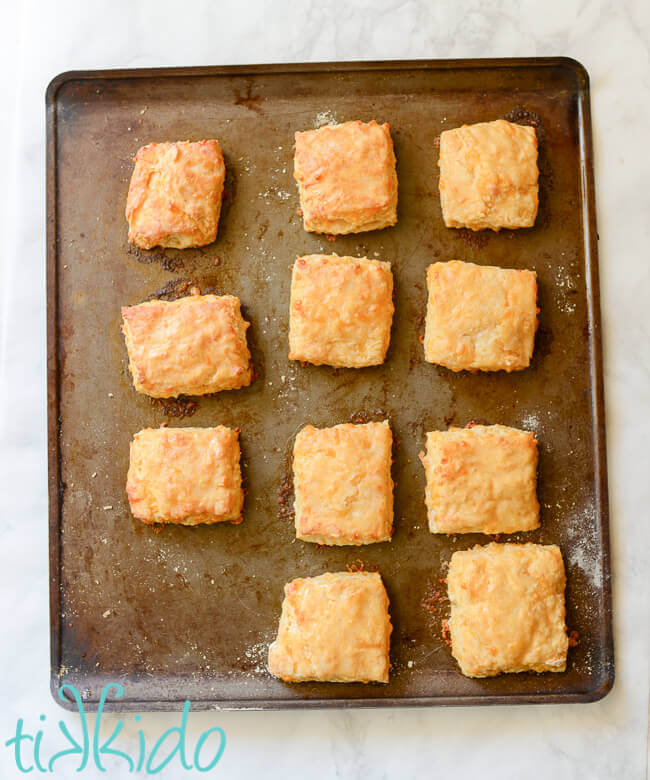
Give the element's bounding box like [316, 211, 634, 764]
[47, 59, 613, 710]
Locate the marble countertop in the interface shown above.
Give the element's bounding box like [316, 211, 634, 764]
[0, 1, 648, 777]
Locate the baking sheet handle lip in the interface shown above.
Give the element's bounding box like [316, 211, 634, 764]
[49, 681, 615, 713]
[44, 55, 590, 95]
[46, 72, 64, 704]
[575, 57, 615, 691]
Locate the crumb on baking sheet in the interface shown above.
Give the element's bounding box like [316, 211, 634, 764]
[422, 582, 448, 617]
[346, 559, 378, 573]
[314, 110, 337, 128]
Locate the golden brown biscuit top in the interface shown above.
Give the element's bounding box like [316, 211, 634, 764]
[121, 294, 251, 398]
[439, 119, 538, 231]
[424, 260, 538, 372]
[289, 254, 394, 368]
[293, 420, 394, 545]
[420, 424, 539, 534]
[126, 426, 243, 525]
[448, 543, 568, 678]
[294, 120, 398, 234]
[125, 140, 225, 249]
[267, 571, 392, 683]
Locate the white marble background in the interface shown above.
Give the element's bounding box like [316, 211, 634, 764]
[1, 0, 648, 778]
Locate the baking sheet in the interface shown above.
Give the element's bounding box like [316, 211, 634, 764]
[47, 58, 613, 710]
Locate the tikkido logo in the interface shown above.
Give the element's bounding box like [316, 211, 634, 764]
[5, 684, 226, 774]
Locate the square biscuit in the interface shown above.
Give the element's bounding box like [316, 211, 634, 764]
[439, 119, 538, 231]
[293, 421, 393, 545]
[121, 294, 252, 398]
[289, 254, 394, 368]
[126, 426, 243, 525]
[294, 120, 398, 234]
[268, 571, 392, 683]
[125, 140, 226, 249]
[420, 424, 539, 535]
[447, 543, 568, 678]
[424, 260, 538, 372]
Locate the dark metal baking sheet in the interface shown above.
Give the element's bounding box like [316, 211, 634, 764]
[47, 58, 613, 710]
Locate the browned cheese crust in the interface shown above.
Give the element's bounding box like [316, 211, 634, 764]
[121, 294, 251, 398]
[447, 543, 569, 678]
[268, 571, 392, 682]
[293, 421, 394, 546]
[424, 260, 538, 372]
[126, 426, 243, 525]
[125, 140, 225, 249]
[420, 424, 539, 534]
[294, 120, 398, 234]
[438, 119, 538, 231]
[289, 254, 394, 368]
